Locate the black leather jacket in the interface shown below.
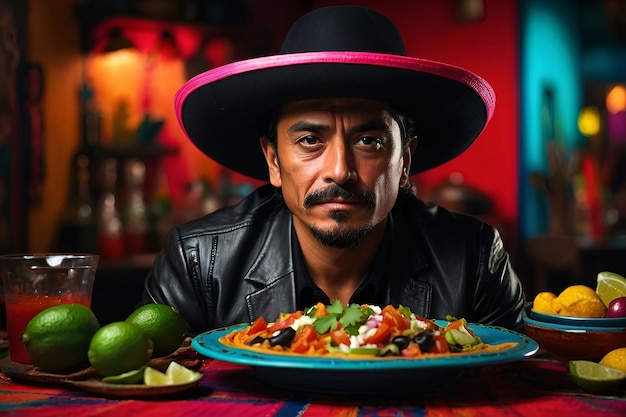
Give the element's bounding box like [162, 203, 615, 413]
[141, 184, 527, 335]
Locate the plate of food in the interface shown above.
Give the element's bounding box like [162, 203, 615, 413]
[192, 302, 538, 394]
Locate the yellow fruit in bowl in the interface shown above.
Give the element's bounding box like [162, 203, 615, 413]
[552, 285, 607, 318]
[532, 292, 558, 315]
[599, 347, 626, 373]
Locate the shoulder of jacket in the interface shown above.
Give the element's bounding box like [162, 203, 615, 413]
[175, 184, 286, 239]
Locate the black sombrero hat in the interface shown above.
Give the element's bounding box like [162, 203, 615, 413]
[175, 5, 495, 181]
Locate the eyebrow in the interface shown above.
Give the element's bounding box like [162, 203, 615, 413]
[287, 118, 392, 135]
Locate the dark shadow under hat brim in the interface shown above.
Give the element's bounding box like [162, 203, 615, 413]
[176, 52, 495, 181]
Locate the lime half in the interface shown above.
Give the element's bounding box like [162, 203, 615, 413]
[144, 366, 170, 386]
[144, 362, 202, 386]
[569, 360, 626, 393]
[101, 366, 146, 384]
[596, 271, 626, 307]
[165, 361, 202, 384]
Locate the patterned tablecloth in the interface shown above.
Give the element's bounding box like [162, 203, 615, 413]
[1, 354, 626, 416]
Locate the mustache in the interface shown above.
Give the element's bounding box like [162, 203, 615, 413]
[303, 185, 375, 208]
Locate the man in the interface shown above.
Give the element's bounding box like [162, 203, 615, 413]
[141, 6, 526, 335]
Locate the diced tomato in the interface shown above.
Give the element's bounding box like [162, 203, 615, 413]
[267, 311, 303, 333]
[291, 325, 318, 353]
[381, 305, 410, 331]
[364, 322, 392, 345]
[247, 316, 268, 335]
[431, 333, 450, 354]
[401, 344, 421, 357]
[329, 329, 351, 346]
[313, 336, 330, 352]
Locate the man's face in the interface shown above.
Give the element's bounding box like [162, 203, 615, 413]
[261, 98, 414, 248]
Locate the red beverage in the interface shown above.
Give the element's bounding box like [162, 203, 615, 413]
[6, 293, 91, 364]
[0, 254, 98, 364]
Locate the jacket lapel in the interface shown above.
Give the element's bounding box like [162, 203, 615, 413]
[243, 210, 298, 321]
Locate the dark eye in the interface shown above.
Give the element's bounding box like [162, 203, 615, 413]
[298, 135, 320, 146]
[358, 136, 383, 149]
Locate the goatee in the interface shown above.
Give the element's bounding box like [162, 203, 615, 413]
[310, 223, 373, 248]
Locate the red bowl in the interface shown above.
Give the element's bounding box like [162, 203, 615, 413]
[524, 322, 626, 362]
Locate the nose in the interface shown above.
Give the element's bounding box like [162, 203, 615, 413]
[322, 139, 358, 184]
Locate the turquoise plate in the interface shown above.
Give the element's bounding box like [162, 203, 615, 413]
[530, 309, 626, 327]
[192, 321, 538, 394]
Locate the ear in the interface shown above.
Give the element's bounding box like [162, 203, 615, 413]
[400, 137, 418, 187]
[260, 136, 282, 187]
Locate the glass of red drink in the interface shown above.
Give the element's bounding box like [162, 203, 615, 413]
[0, 254, 99, 364]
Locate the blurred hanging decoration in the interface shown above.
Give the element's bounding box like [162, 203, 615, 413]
[157, 30, 179, 61]
[101, 27, 134, 53]
[88, 23, 135, 56]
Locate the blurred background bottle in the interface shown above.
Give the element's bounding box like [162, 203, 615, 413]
[56, 151, 97, 253]
[96, 158, 124, 260]
[122, 159, 149, 255]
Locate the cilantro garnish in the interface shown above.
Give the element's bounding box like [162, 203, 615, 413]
[313, 314, 338, 334]
[339, 304, 366, 335]
[312, 300, 371, 336]
[327, 299, 344, 315]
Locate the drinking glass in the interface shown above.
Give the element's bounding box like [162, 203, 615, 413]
[0, 253, 99, 364]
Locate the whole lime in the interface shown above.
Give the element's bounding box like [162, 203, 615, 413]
[126, 304, 187, 357]
[22, 304, 100, 373]
[88, 321, 154, 377]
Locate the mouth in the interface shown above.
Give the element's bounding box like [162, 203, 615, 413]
[315, 198, 369, 210]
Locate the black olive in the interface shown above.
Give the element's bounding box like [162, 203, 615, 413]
[391, 335, 411, 350]
[413, 331, 435, 352]
[449, 344, 463, 353]
[267, 327, 297, 347]
[248, 336, 266, 345]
